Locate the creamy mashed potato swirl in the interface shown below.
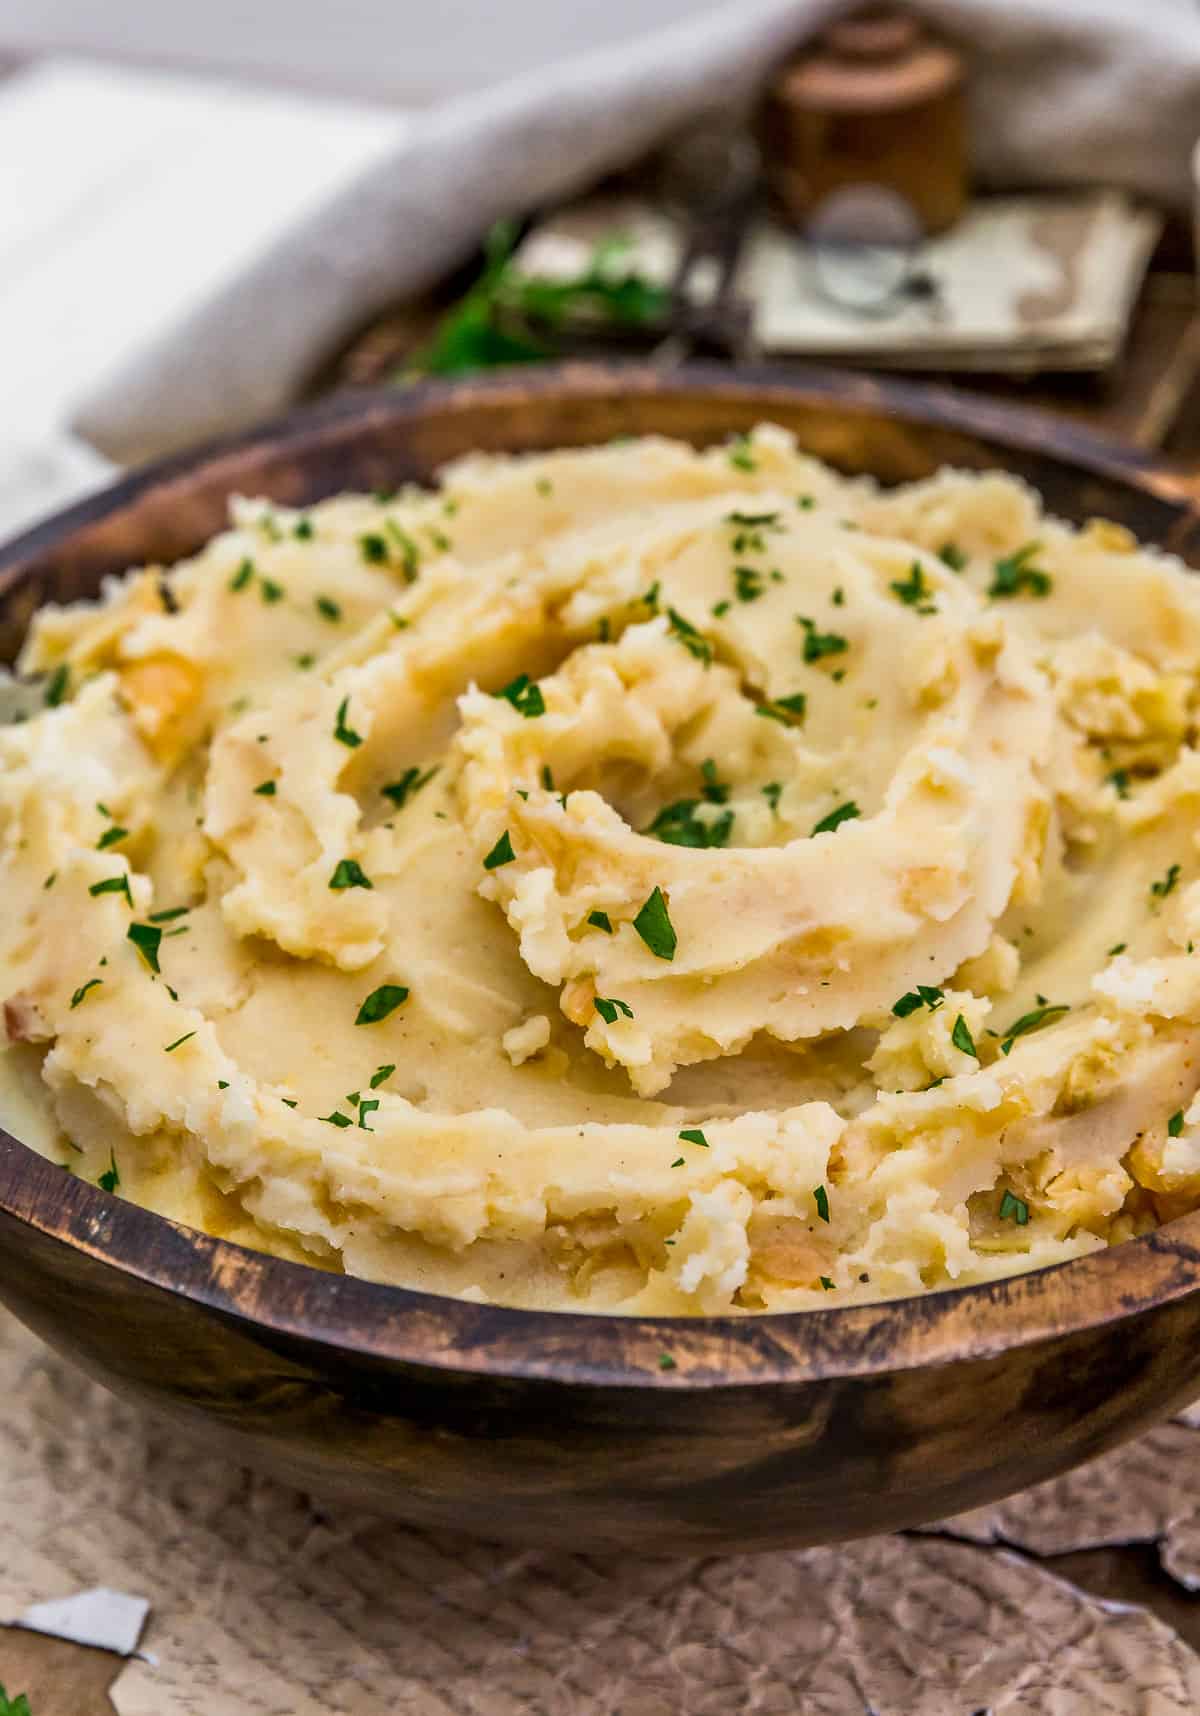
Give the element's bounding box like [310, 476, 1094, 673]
[4, 426, 1200, 1314]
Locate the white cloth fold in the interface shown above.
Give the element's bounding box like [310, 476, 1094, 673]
[70, 0, 1200, 464]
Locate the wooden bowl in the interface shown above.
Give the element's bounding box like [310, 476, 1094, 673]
[3, 365, 1200, 1554]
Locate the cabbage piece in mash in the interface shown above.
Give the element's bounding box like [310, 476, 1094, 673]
[4, 426, 1200, 1315]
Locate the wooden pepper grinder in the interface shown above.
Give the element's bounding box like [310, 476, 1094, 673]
[760, 7, 967, 237]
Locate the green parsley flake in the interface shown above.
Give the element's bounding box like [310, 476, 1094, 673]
[892, 986, 944, 1018]
[762, 782, 783, 813]
[359, 532, 389, 565]
[483, 830, 516, 870]
[797, 616, 849, 664]
[813, 1184, 830, 1223]
[1169, 1110, 1185, 1137]
[989, 541, 1051, 599]
[329, 858, 373, 891]
[733, 565, 765, 602]
[44, 663, 70, 707]
[382, 764, 438, 808]
[96, 825, 128, 850]
[385, 520, 421, 581]
[164, 1031, 196, 1053]
[678, 1128, 709, 1148]
[70, 978, 103, 1009]
[645, 799, 733, 848]
[797, 494, 815, 509]
[666, 607, 713, 664]
[253, 780, 277, 797]
[1107, 768, 1131, 799]
[951, 1014, 978, 1057]
[293, 517, 314, 540]
[999, 1003, 1069, 1055]
[148, 906, 189, 923]
[98, 1151, 120, 1194]
[229, 558, 254, 591]
[355, 984, 409, 1025]
[658, 1351, 677, 1371]
[999, 1188, 1029, 1226]
[90, 874, 133, 908]
[333, 697, 363, 748]
[700, 759, 728, 803]
[811, 801, 860, 836]
[594, 996, 634, 1024]
[756, 692, 807, 726]
[320, 1110, 353, 1128]
[536, 477, 553, 497]
[493, 672, 545, 718]
[43, 872, 57, 890]
[315, 595, 342, 622]
[588, 910, 614, 933]
[819, 1276, 835, 1290]
[632, 886, 677, 961]
[259, 577, 285, 604]
[1107, 942, 1127, 957]
[889, 562, 937, 613]
[938, 542, 968, 572]
[1151, 863, 1182, 901]
[369, 1063, 395, 1089]
[728, 434, 757, 472]
[127, 921, 163, 973]
[358, 1097, 381, 1131]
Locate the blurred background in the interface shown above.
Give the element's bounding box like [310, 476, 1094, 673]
[0, 0, 1198, 537]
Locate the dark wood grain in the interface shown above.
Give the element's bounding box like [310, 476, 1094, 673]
[3, 364, 1200, 1553]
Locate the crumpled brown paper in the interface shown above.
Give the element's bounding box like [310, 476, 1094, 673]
[3, 1306, 1200, 1715]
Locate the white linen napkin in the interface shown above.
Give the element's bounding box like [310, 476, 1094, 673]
[30, 0, 1200, 465]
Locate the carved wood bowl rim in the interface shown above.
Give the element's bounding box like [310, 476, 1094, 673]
[3, 361, 1200, 1394]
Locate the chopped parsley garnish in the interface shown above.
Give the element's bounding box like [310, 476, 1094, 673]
[1169, 1109, 1185, 1137]
[253, 779, 277, 796]
[293, 517, 314, 540]
[218, 1080, 230, 1090]
[999, 1189, 1029, 1226]
[1107, 942, 1127, 957]
[483, 830, 516, 870]
[1151, 863, 1181, 901]
[98, 1151, 120, 1194]
[536, 477, 553, 497]
[988, 541, 1051, 599]
[329, 858, 373, 891]
[951, 1014, 978, 1057]
[355, 984, 409, 1025]
[44, 663, 70, 707]
[756, 692, 807, 726]
[811, 801, 860, 836]
[43, 871, 57, 890]
[671, 1157, 685, 1167]
[493, 672, 545, 718]
[700, 759, 728, 803]
[999, 1002, 1069, 1055]
[762, 781, 783, 813]
[295, 653, 316, 669]
[90, 874, 133, 907]
[666, 607, 712, 664]
[797, 494, 815, 509]
[320, 1110, 353, 1128]
[282, 1098, 297, 1108]
[678, 1128, 709, 1148]
[229, 558, 254, 591]
[727, 434, 757, 472]
[1107, 768, 1131, 799]
[359, 532, 389, 564]
[645, 799, 733, 848]
[127, 921, 163, 973]
[594, 996, 634, 1024]
[725, 509, 780, 528]
[333, 697, 363, 748]
[259, 577, 285, 604]
[382, 764, 438, 808]
[938, 542, 968, 572]
[797, 616, 849, 663]
[813, 1184, 830, 1223]
[588, 910, 614, 933]
[712, 599, 732, 617]
[640, 580, 661, 613]
[832, 586, 845, 606]
[892, 986, 944, 1018]
[70, 978, 103, 1009]
[357, 1096, 380, 1131]
[96, 825, 128, 850]
[658, 1352, 677, 1371]
[369, 1063, 395, 1088]
[733, 565, 765, 603]
[148, 905, 189, 923]
[819, 1277, 835, 1290]
[315, 595, 342, 622]
[632, 886, 677, 961]
[889, 561, 937, 613]
[385, 520, 421, 581]
[163, 1031, 196, 1053]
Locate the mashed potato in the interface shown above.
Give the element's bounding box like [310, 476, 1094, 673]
[3, 426, 1200, 1314]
